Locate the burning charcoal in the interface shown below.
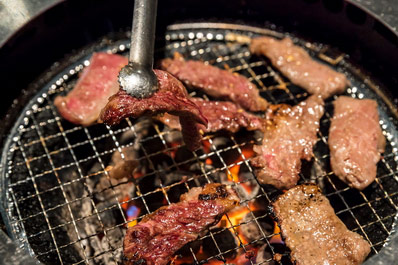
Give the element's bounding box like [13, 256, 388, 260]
[156, 171, 192, 203]
[256, 245, 276, 265]
[220, 180, 259, 203]
[240, 210, 273, 244]
[167, 183, 189, 204]
[137, 175, 166, 212]
[158, 171, 188, 186]
[188, 163, 222, 186]
[142, 153, 175, 175]
[175, 240, 201, 257]
[202, 228, 238, 259]
[109, 159, 138, 180]
[108, 145, 139, 180]
[162, 129, 183, 143]
[75, 199, 105, 263]
[94, 174, 135, 202]
[118, 119, 153, 151]
[174, 147, 195, 169]
[210, 136, 242, 166]
[98, 227, 124, 265]
[97, 202, 125, 228]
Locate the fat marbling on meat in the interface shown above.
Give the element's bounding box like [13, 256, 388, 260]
[273, 184, 371, 265]
[99, 70, 208, 151]
[54, 53, 128, 126]
[329, 96, 385, 190]
[250, 95, 324, 190]
[157, 97, 265, 133]
[123, 183, 239, 265]
[250, 37, 348, 99]
[161, 53, 268, 112]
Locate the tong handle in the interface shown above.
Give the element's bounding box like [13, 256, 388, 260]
[129, 0, 158, 68]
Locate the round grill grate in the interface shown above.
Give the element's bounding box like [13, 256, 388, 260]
[1, 23, 398, 265]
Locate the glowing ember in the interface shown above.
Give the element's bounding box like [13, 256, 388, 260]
[221, 204, 258, 245]
[227, 164, 240, 182]
[168, 141, 180, 159]
[126, 205, 140, 227]
[241, 148, 254, 159]
[226, 147, 256, 184]
[133, 171, 144, 179]
[202, 139, 211, 153]
[269, 221, 284, 244]
[120, 195, 130, 211]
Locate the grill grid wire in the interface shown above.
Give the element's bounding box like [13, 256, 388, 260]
[1, 25, 398, 265]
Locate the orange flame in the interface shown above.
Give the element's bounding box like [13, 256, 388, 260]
[269, 221, 283, 244]
[227, 164, 240, 182]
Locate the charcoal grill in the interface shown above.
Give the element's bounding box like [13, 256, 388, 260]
[1, 23, 398, 264]
[1, 1, 398, 264]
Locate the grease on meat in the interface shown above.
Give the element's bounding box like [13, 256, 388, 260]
[54, 53, 128, 126]
[99, 70, 208, 151]
[251, 95, 324, 189]
[273, 184, 370, 265]
[157, 97, 265, 133]
[250, 37, 348, 99]
[123, 183, 239, 265]
[329, 96, 385, 190]
[161, 53, 268, 112]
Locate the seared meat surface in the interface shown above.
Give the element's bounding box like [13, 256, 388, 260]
[161, 53, 268, 112]
[250, 37, 348, 99]
[55, 53, 128, 126]
[123, 183, 239, 265]
[100, 70, 207, 151]
[157, 98, 265, 133]
[329, 96, 385, 190]
[251, 95, 324, 189]
[273, 184, 371, 265]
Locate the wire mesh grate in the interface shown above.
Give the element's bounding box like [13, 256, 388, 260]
[1, 24, 398, 265]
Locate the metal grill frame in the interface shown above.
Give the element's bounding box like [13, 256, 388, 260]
[1, 23, 398, 265]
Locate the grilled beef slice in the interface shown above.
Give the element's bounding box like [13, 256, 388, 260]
[251, 95, 324, 189]
[123, 183, 239, 265]
[161, 53, 268, 112]
[273, 184, 370, 265]
[250, 37, 348, 99]
[329, 96, 385, 190]
[100, 70, 208, 151]
[157, 97, 265, 133]
[55, 53, 128, 126]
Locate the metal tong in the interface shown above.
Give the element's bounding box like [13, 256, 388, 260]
[118, 0, 158, 98]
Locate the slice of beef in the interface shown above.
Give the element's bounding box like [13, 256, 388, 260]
[123, 183, 239, 265]
[250, 95, 324, 189]
[273, 184, 371, 265]
[157, 97, 265, 133]
[250, 37, 348, 99]
[329, 96, 385, 190]
[161, 53, 268, 112]
[54, 53, 128, 126]
[99, 70, 208, 151]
